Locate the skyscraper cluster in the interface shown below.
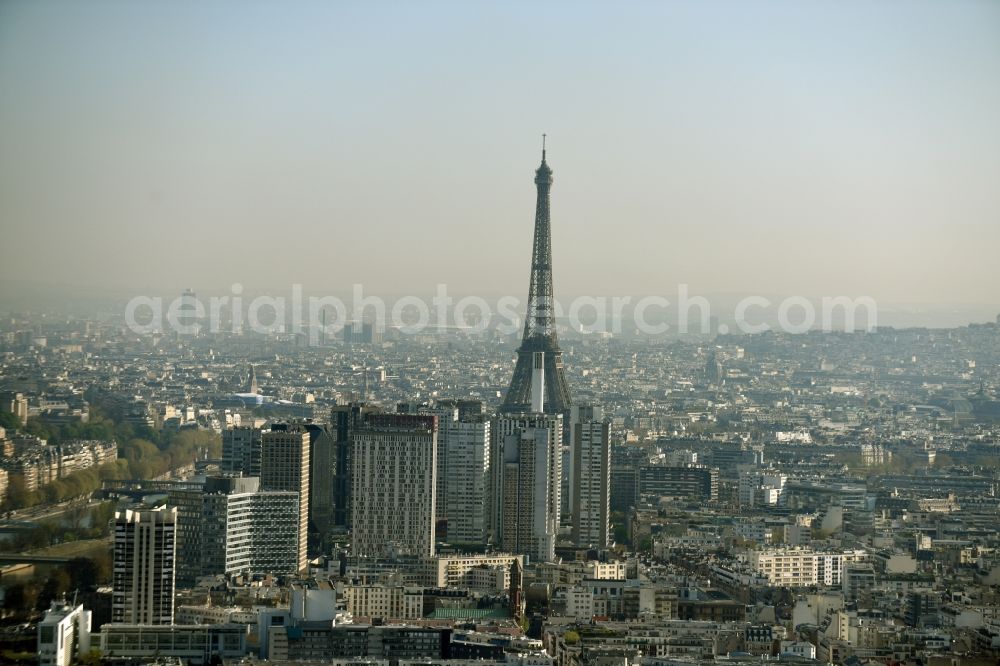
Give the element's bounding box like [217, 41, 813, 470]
[104, 149, 612, 652]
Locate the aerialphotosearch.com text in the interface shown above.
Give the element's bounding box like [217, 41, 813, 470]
[124, 283, 878, 344]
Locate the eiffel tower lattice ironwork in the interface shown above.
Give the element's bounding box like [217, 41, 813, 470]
[501, 136, 573, 414]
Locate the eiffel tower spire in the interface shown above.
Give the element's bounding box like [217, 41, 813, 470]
[501, 138, 572, 414]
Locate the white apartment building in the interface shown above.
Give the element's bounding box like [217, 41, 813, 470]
[500, 427, 557, 562]
[738, 470, 787, 507]
[572, 420, 611, 548]
[434, 553, 523, 588]
[342, 584, 423, 620]
[563, 586, 595, 620]
[586, 561, 628, 580]
[780, 641, 817, 659]
[38, 602, 91, 666]
[112, 507, 177, 624]
[749, 547, 869, 586]
[492, 412, 563, 552]
[439, 416, 491, 545]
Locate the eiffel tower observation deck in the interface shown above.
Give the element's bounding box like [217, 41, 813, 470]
[501, 137, 573, 415]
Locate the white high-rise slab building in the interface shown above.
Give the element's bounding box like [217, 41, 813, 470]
[571, 419, 611, 548]
[350, 414, 437, 558]
[565, 404, 604, 518]
[443, 418, 491, 546]
[491, 411, 563, 555]
[499, 426, 557, 562]
[112, 507, 177, 625]
[425, 403, 459, 521]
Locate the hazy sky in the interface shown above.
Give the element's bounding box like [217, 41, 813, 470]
[1, 0, 999, 307]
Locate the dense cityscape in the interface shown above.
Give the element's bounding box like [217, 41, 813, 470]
[1, 146, 999, 666]
[3, 3, 999, 666]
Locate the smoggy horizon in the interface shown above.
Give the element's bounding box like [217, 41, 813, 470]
[1, 1, 999, 314]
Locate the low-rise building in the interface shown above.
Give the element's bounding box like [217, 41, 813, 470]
[99, 624, 246, 665]
[749, 547, 869, 587]
[38, 602, 91, 666]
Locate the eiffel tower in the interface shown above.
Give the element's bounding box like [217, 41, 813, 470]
[501, 137, 572, 415]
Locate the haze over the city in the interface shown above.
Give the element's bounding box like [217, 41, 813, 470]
[8, 3, 1000, 660]
[1, 0, 999, 318]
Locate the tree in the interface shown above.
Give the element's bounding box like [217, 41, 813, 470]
[934, 453, 955, 468]
[24, 418, 53, 442]
[77, 650, 103, 666]
[0, 410, 20, 430]
[2, 582, 38, 617]
[36, 569, 72, 611]
[563, 630, 580, 645]
[67, 557, 101, 589]
[2, 474, 32, 510]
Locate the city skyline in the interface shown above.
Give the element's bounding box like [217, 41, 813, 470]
[3, 3, 1000, 664]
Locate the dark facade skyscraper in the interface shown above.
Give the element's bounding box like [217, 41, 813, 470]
[270, 421, 336, 552]
[330, 402, 381, 528]
[260, 427, 310, 572]
[501, 141, 572, 415]
[221, 426, 263, 477]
